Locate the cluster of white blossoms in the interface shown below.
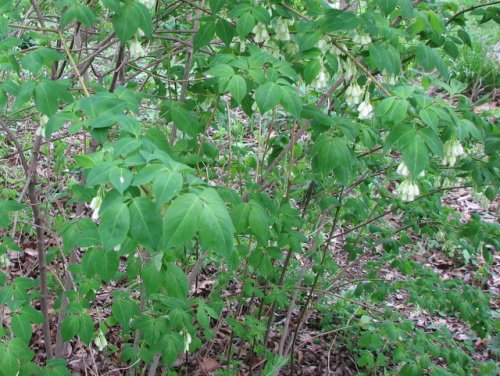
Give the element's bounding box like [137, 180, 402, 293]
[0, 253, 11, 268]
[345, 82, 363, 106]
[90, 196, 102, 221]
[397, 179, 420, 202]
[252, 23, 270, 44]
[94, 330, 108, 351]
[35, 115, 49, 138]
[130, 38, 147, 60]
[352, 32, 371, 46]
[381, 70, 398, 85]
[357, 93, 373, 120]
[443, 138, 466, 167]
[311, 64, 329, 90]
[274, 17, 293, 41]
[396, 161, 425, 178]
[342, 60, 357, 81]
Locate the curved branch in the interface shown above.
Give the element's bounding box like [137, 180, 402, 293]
[446, 0, 500, 25]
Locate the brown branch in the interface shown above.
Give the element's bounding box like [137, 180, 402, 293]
[0, 118, 54, 359]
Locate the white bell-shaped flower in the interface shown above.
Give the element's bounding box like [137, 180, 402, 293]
[275, 17, 292, 41]
[252, 23, 270, 44]
[357, 98, 373, 120]
[345, 82, 363, 106]
[397, 179, 420, 202]
[90, 196, 102, 221]
[353, 33, 371, 46]
[443, 138, 466, 167]
[130, 38, 147, 59]
[94, 330, 108, 351]
[396, 162, 410, 177]
[311, 66, 329, 90]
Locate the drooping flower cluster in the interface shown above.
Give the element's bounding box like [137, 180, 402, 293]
[311, 64, 329, 90]
[345, 82, 363, 106]
[252, 23, 270, 44]
[0, 253, 11, 268]
[94, 330, 108, 351]
[275, 17, 293, 41]
[357, 95, 373, 120]
[397, 179, 420, 202]
[35, 115, 49, 138]
[352, 32, 371, 46]
[396, 161, 425, 178]
[90, 196, 102, 221]
[443, 138, 466, 167]
[342, 60, 357, 81]
[130, 38, 147, 59]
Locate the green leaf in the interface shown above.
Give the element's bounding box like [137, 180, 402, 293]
[322, 10, 360, 31]
[415, 44, 447, 76]
[231, 202, 250, 233]
[129, 197, 162, 251]
[304, 59, 321, 84]
[216, 19, 235, 46]
[209, 0, 224, 13]
[237, 13, 255, 38]
[198, 189, 235, 259]
[112, 4, 140, 43]
[228, 75, 247, 104]
[0, 347, 19, 376]
[312, 136, 355, 185]
[86, 162, 114, 186]
[153, 171, 183, 205]
[112, 299, 138, 331]
[116, 115, 141, 136]
[164, 263, 189, 299]
[21, 47, 64, 73]
[132, 164, 166, 186]
[255, 82, 282, 113]
[98, 202, 130, 250]
[384, 124, 414, 150]
[95, 250, 119, 282]
[46, 111, 79, 138]
[297, 32, 320, 52]
[79, 314, 94, 345]
[113, 137, 141, 157]
[280, 86, 302, 117]
[108, 166, 133, 195]
[141, 261, 163, 295]
[34, 80, 60, 116]
[61, 315, 80, 341]
[61, 3, 96, 27]
[134, 2, 153, 38]
[194, 21, 216, 50]
[249, 203, 269, 244]
[419, 128, 443, 158]
[402, 133, 429, 177]
[377, 0, 398, 16]
[163, 193, 203, 248]
[11, 314, 32, 344]
[206, 64, 234, 78]
[171, 107, 200, 137]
